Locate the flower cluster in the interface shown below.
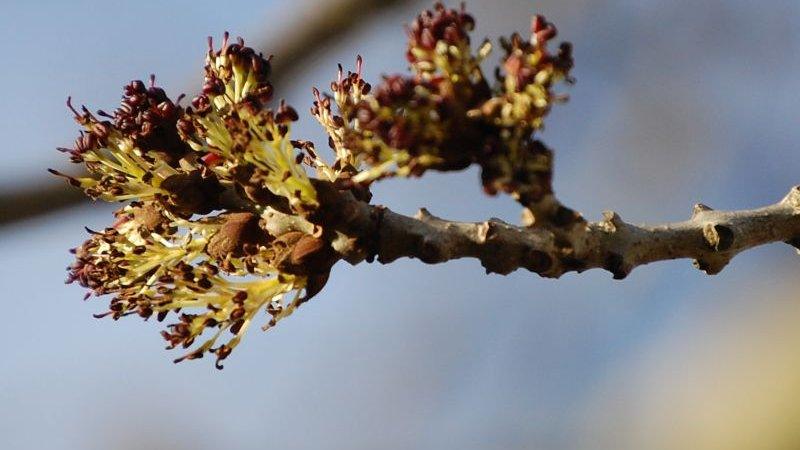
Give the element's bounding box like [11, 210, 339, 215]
[57, 35, 339, 368]
[179, 33, 317, 212]
[309, 56, 371, 178]
[322, 2, 494, 181]
[314, 3, 573, 209]
[68, 205, 324, 368]
[51, 79, 224, 217]
[57, 2, 577, 367]
[475, 15, 573, 204]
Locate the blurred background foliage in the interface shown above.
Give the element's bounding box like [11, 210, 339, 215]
[1, 0, 799, 449]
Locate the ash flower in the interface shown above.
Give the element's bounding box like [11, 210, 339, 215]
[203, 32, 274, 108]
[56, 3, 579, 368]
[309, 56, 371, 177]
[57, 34, 340, 368]
[68, 204, 334, 368]
[406, 2, 484, 78]
[113, 77, 192, 165]
[469, 14, 573, 206]
[348, 73, 480, 181]
[324, 5, 573, 212]
[51, 77, 227, 217]
[320, 3, 494, 183]
[179, 34, 317, 211]
[475, 15, 574, 131]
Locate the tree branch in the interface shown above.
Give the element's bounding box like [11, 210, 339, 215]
[297, 185, 800, 279]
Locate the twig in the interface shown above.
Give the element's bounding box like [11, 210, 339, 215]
[305, 185, 800, 278]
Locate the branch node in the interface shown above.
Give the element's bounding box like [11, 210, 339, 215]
[781, 186, 800, 209]
[692, 203, 714, 218]
[600, 210, 623, 232]
[415, 207, 434, 221]
[477, 220, 503, 243]
[703, 223, 735, 252]
[552, 206, 583, 228]
[482, 260, 516, 275]
[786, 237, 800, 254]
[603, 252, 630, 280]
[523, 250, 553, 275]
[559, 254, 587, 273]
[521, 208, 535, 227]
[693, 257, 729, 275]
[418, 237, 441, 263]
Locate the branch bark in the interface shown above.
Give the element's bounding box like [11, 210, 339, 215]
[292, 185, 800, 278]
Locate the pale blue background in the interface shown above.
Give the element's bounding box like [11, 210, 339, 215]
[2, 1, 800, 449]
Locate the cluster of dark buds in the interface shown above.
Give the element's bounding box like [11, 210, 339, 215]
[56, 2, 575, 367]
[327, 3, 574, 212]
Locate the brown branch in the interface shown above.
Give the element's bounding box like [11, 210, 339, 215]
[294, 185, 800, 279]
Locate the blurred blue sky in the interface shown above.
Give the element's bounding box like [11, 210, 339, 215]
[2, 1, 800, 449]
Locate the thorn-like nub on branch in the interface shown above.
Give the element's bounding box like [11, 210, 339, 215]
[418, 237, 441, 264]
[415, 208, 434, 221]
[693, 257, 729, 275]
[781, 186, 800, 209]
[703, 223, 734, 252]
[600, 210, 623, 233]
[552, 206, 582, 228]
[481, 249, 519, 275]
[786, 237, 800, 254]
[604, 252, 629, 280]
[692, 203, 714, 218]
[525, 250, 553, 274]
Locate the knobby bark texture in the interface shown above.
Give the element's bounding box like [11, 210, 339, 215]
[268, 185, 800, 279]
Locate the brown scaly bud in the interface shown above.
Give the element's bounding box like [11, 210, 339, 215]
[229, 164, 292, 212]
[206, 212, 271, 260]
[271, 231, 338, 277]
[119, 201, 171, 234]
[289, 235, 338, 274]
[160, 169, 224, 216]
